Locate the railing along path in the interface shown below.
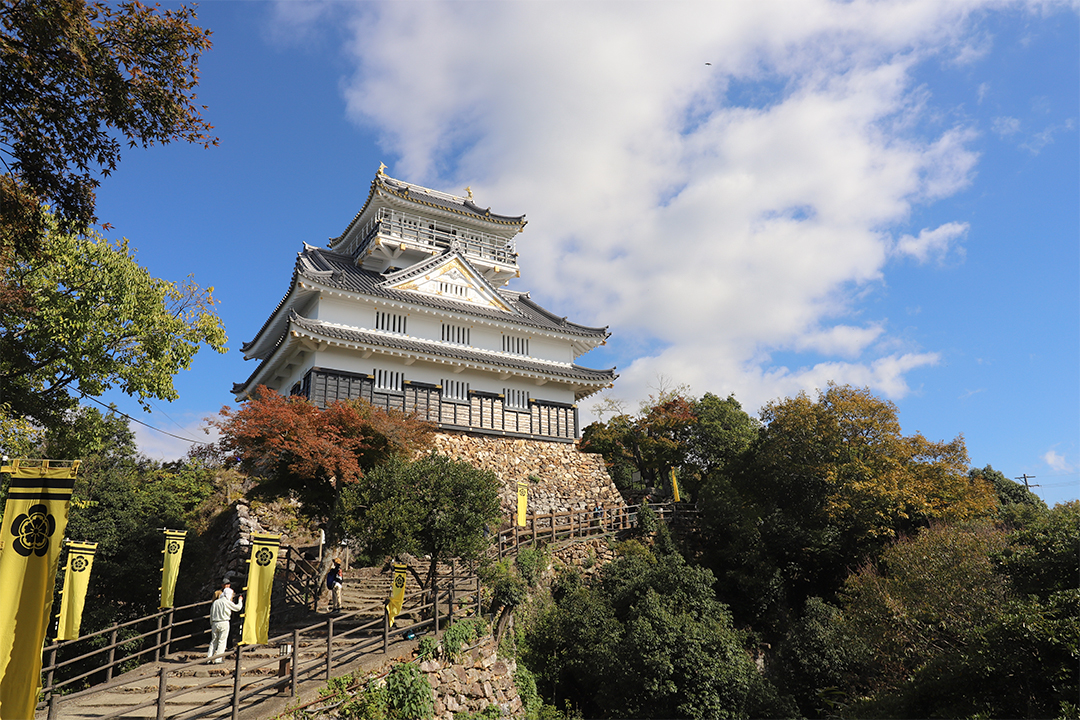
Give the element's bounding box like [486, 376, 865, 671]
[37, 503, 694, 719]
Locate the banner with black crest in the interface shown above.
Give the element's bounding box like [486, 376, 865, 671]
[160, 529, 187, 609]
[0, 459, 80, 719]
[240, 533, 280, 645]
[55, 541, 98, 640]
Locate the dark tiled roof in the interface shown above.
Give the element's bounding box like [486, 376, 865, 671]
[234, 311, 616, 395]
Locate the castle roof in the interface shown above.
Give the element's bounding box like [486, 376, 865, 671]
[241, 245, 610, 360]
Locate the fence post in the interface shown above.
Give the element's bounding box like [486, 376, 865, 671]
[154, 613, 163, 662]
[383, 606, 389, 653]
[45, 643, 57, 695]
[164, 608, 175, 657]
[291, 628, 299, 697]
[475, 566, 481, 618]
[47, 689, 59, 720]
[449, 560, 456, 625]
[156, 666, 167, 720]
[325, 617, 334, 681]
[232, 645, 243, 720]
[432, 573, 440, 635]
[106, 627, 118, 682]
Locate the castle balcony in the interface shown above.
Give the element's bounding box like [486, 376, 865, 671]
[355, 207, 519, 272]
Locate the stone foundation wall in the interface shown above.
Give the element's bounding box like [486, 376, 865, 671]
[430, 432, 623, 519]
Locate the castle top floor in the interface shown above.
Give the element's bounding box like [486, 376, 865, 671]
[328, 166, 526, 287]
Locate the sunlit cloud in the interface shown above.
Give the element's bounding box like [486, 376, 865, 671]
[1043, 449, 1073, 472]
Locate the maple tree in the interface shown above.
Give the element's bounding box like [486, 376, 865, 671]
[211, 386, 434, 542]
[0, 0, 216, 264]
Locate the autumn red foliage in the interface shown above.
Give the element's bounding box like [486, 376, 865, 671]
[211, 386, 433, 538]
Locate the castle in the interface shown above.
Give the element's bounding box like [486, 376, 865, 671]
[235, 167, 623, 514]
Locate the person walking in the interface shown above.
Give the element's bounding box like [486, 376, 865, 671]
[207, 588, 243, 664]
[327, 558, 344, 613]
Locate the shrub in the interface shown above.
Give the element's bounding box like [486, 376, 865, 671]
[386, 663, 433, 719]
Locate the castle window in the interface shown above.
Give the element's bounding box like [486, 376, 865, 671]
[502, 334, 529, 356]
[504, 388, 529, 410]
[374, 369, 403, 392]
[442, 323, 471, 345]
[442, 379, 469, 402]
[439, 281, 467, 298]
[375, 311, 407, 334]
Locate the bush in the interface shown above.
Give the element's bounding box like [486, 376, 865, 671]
[386, 663, 433, 719]
[442, 617, 489, 660]
[515, 546, 547, 587]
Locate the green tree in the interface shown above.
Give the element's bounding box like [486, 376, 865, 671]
[698, 383, 997, 634]
[0, 223, 227, 428]
[341, 452, 501, 589]
[840, 503, 1079, 718]
[840, 523, 1010, 692]
[523, 550, 790, 719]
[1, 0, 216, 262]
[969, 464, 1047, 527]
[682, 392, 758, 499]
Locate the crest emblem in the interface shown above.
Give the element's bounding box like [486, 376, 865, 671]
[71, 555, 89, 572]
[167, 540, 181, 554]
[11, 503, 55, 557]
[393, 574, 405, 588]
[255, 547, 274, 566]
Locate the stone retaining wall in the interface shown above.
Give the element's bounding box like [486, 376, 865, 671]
[420, 635, 524, 718]
[431, 432, 623, 519]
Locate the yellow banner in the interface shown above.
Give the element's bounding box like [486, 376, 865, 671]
[671, 467, 681, 503]
[160, 529, 187, 609]
[0, 460, 79, 719]
[240, 533, 280, 646]
[516, 483, 528, 527]
[56, 541, 98, 641]
[386, 563, 407, 627]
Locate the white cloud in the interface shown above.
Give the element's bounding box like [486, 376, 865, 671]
[992, 116, 1022, 136]
[1043, 449, 1073, 472]
[894, 221, 969, 264]
[279, 0, 1058, 416]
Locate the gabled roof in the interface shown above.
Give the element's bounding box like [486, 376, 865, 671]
[330, 169, 526, 250]
[233, 311, 616, 400]
[380, 250, 520, 315]
[242, 245, 610, 360]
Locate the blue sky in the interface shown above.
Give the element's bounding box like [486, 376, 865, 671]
[91, 0, 1077, 506]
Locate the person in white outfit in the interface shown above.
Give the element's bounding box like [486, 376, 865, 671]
[207, 589, 243, 663]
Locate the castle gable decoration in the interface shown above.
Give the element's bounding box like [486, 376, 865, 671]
[235, 169, 616, 443]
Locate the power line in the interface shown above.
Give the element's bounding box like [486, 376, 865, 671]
[78, 392, 211, 446]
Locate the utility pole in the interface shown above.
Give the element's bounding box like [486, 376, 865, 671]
[1016, 474, 1039, 491]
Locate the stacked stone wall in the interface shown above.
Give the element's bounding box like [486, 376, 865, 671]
[430, 432, 623, 519]
[420, 635, 523, 718]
